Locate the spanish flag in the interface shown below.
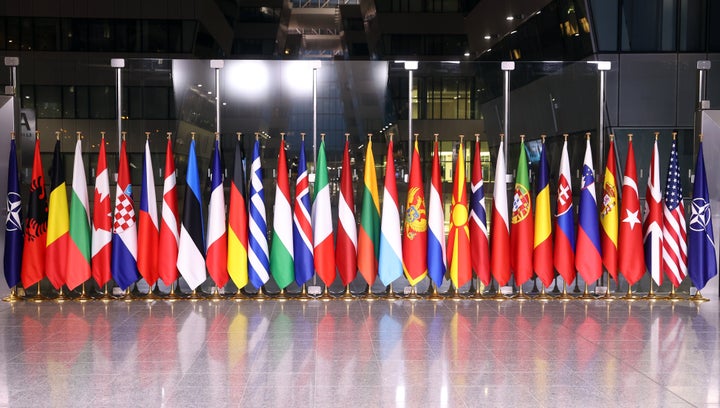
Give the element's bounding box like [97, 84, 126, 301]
[46, 137, 70, 289]
[447, 138, 471, 289]
[600, 136, 619, 282]
[402, 140, 427, 286]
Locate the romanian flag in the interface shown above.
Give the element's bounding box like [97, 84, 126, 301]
[137, 138, 159, 287]
[91, 134, 112, 287]
[312, 138, 336, 286]
[576, 136, 603, 284]
[158, 135, 180, 286]
[358, 138, 380, 286]
[533, 138, 553, 288]
[176, 137, 206, 290]
[490, 139, 510, 286]
[270, 137, 294, 289]
[66, 136, 92, 290]
[447, 139, 471, 289]
[227, 135, 249, 289]
[402, 140, 427, 286]
[469, 138, 490, 286]
[510, 138, 534, 286]
[46, 138, 70, 289]
[554, 138, 576, 284]
[620, 136, 646, 285]
[600, 137, 619, 282]
[427, 139, 446, 286]
[336, 138, 357, 286]
[4, 136, 23, 289]
[207, 136, 229, 288]
[378, 139, 403, 286]
[111, 138, 140, 290]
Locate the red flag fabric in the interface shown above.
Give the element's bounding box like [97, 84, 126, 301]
[446, 140, 471, 289]
[619, 137, 646, 285]
[336, 139, 358, 286]
[158, 137, 180, 286]
[510, 139, 534, 285]
[490, 139, 511, 286]
[402, 140, 427, 286]
[21, 137, 48, 288]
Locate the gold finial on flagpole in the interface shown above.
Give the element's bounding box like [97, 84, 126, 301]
[167, 131, 172, 140]
[434, 133, 439, 142]
[459, 134, 464, 143]
[215, 131, 220, 141]
[35, 130, 40, 140]
[541, 134, 546, 143]
[585, 132, 591, 140]
[191, 131, 196, 141]
[10, 131, 15, 140]
[628, 133, 633, 142]
[563, 133, 568, 141]
[56, 131, 61, 140]
[654, 131, 659, 141]
[413, 133, 419, 142]
[475, 133, 480, 143]
[520, 134, 525, 143]
[145, 131, 150, 140]
[300, 132, 305, 141]
[321, 132, 326, 142]
[672, 131, 677, 140]
[699, 133, 703, 142]
[122, 131, 127, 141]
[609, 133, 614, 141]
[254, 132, 259, 141]
[388, 132, 394, 142]
[280, 132, 285, 141]
[499, 133, 505, 141]
[100, 131, 106, 140]
[345, 132, 350, 141]
[76, 131, 82, 141]
[236, 132, 242, 141]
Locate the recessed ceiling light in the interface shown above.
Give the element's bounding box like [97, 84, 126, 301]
[484, 35, 492, 40]
[511, 30, 517, 34]
[464, 51, 470, 57]
[506, 16, 514, 21]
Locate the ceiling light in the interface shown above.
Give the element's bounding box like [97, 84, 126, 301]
[484, 35, 492, 40]
[506, 16, 514, 21]
[464, 51, 470, 57]
[511, 30, 517, 34]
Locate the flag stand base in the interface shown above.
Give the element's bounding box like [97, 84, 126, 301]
[231, 288, 249, 302]
[690, 291, 709, 303]
[535, 286, 552, 302]
[318, 286, 334, 302]
[471, 280, 485, 301]
[165, 283, 183, 302]
[208, 287, 224, 302]
[406, 286, 421, 301]
[491, 291, 507, 302]
[253, 287, 268, 302]
[275, 288, 289, 302]
[426, 283, 443, 301]
[99, 284, 114, 303]
[296, 285, 312, 302]
[363, 285, 380, 302]
[641, 282, 658, 301]
[54, 287, 69, 303]
[75, 284, 92, 303]
[121, 288, 135, 302]
[557, 282, 573, 302]
[579, 283, 596, 301]
[145, 284, 161, 302]
[384, 284, 402, 301]
[340, 285, 355, 301]
[664, 286, 683, 302]
[2, 287, 22, 303]
[513, 285, 530, 301]
[620, 285, 638, 301]
[187, 289, 203, 302]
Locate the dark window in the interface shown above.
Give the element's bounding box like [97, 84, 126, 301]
[89, 86, 114, 119]
[36, 86, 62, 118]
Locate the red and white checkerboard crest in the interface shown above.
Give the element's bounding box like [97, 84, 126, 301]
[114, 193, 135, 233]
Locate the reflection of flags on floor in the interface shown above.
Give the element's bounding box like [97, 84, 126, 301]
[510, 138, 534, 286]
[111, 138, 140, 290]
[158, 135, 179, 286]
[533, 139, 553, 287]
[576, 136, 602, 284]
[554, 138, 576, 284]
[378, 139, 403, 286]
[620, 136, 646, 286]
[176, 137, 206, 290]
[600, 137, 619, 282]
[490, 139, 510, 286]
[270, 137, 294, 289]
[4, 136, 23, 289]
[228, 136, 249, 289]
[248, 139, 270, 289]
[447, 140, 471, 289]
[67, 137, 92, 290]
[688, 139, 717, 290]
[46, 138, 70, 289]
[662, 136, 687, 287]
[336, 138, 356, 286]
[358, 138, 380, 286]
[642, 138, 662, 286]
[403, 140, 427, 286]
[137, 138, 159, 287]
[427, 139, 446, 286]
[92, 135, 112, 287]
[469, 138, 490, 286]
[206, 136, 229, 288]
[312, 138, 336, 286]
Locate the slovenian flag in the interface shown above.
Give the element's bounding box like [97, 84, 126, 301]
[177, 137, 206, 290]
[576, 136, 603, 284]
[270, 136, 294, 289]
[206, 135, 229, 289]
[427, 139, 446, 286]
[111, 138, 140, 290]
[137, 137, 159, 287]
[378, 139, 403, 286]
[66, 136, 92, 290]
[248, 138, 270, 289]
[3, 135, 22, 289]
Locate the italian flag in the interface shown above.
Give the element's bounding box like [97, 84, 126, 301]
[312, 138, 336, 286]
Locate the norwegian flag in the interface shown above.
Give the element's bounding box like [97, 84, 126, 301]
[662, 137, 687, 287]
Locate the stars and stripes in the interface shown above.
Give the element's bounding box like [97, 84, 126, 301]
[662, 137, 687, 287]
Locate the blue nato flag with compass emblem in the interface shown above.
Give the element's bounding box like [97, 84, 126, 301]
[4, 137, 23, 288]
[688, 140, 717, 290]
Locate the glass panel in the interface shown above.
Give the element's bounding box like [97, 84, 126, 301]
[36, 86, 62, 118]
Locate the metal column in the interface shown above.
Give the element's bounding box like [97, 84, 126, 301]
[111, 58, 125, 152]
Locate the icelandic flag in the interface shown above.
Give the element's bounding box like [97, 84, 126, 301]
[688, 140, 718, 291]
[3, 137, 23, 288]
[111, 139, 140, 290]
[177, 137, 206, 290]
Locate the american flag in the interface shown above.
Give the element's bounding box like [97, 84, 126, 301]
[662, 138, 687, 287]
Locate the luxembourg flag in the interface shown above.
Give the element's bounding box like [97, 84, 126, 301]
[111, 138, 140, 290]
[427, 138, 446, 286]
[206, 135, 229, 289]
[137, 137, 159, 287]
[378, 139, 403, 286]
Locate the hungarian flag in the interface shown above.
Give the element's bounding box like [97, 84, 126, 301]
[469, 138, 490, 286]
[158, 136, 180, 286]
[4, 136, 23, 289]
[111, 139, 140, 290]
[619, 137, 646, 285]
[642, 138, 662, 286]
[427, 139, 446, 287]
[91, 135, 112, 287]
[248, 139, 270, 289]
[378, 139, 403, 286]
[662, 137, 687, 287]
[402, 140, 427, 286]
[447, 140, 471, 289]
[336, 139, 357, 286]
[490, 139, 510, 286]
[358, 138, 380, 286]
[554, 138, 576, 284]
[312, 139, 336, 286]
[227, 136, 249, 289]
[137, 138, 159, 287]
[176, 137, 206, 290]
[510, 139, 534, 286]
[688, 139, 717, 291]
[533, 139, 553, 287]
[600, 138, 619, 281]
[66, 137, 91, 290]
[270, 137, 294, 289]
[576, 137, 603, 284]
[207, 136, 229, 289]
[46, 138, 70, 289]
[293, 137, 314, 287]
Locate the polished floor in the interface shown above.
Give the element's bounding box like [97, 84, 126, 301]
[0, 296, 718, 407]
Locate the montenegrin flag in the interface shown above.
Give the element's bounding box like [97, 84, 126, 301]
[111, 138, 140, 290]
[207, 136, 229, 288]
[21, 136, 47, 288]
[46, 137, 70, 289]
[510, 138, 534, 286]
[600, 137, 619, 282]
[576, 136, 603, 284]
[378, 139, 403, 286]
[4, 136, 23, 289]
[447, 139, 471, 289]
[137, 137, 159, 287]
[662, 136, 687, 287]
[293, 136, 314, 286]
[176, 137, 206, 290]
[533, 138, 553, 288]
[402, 139, 427, 287]
[358, 138, 380, 286]
[158, 135, 180, 286]
[91, 134, 112, 287]
[312, 138, 336, 286]
[336, 138, 357, 286]
[490, 138, 510, 286]
[620, 136, 646, 286]
[270, 137, 294, 290]
[642, 137, 662, 286]
[687, 138, 717, 291]
[248, 139, 270, 289]
[227, 135, 249, 289]
[427, 139, 446, 286]
[66, 136, 92, 290]
[470, 138, 490, 286]
[554, 137, 576, 284]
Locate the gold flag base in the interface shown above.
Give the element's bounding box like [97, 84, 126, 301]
[405, 286, 421, 301]
[145, 286, 161, 302]
[363, 285, 380, 301]
[99, 284, 115, 303]
[318, 286, 334, 302]
[54, 287, 69, 303]
[535, 286, 552, 302]
[664, 286, 683, 302]
[426, 283, 444, 301]
[340, 286, 355, 301]
[471, 280, 485, 301]
[187, 289, 203, 302]
[620, 285, 638, 301]
[557, 282, 573, 302]
[384, 284, 402, 301]
[295, 285, 312, 302]
[253, 287, 268, 302]
[165, 283, 183, 302]
[513, 286, 530, 301]
[121, 288, 135, 302]
[491, 291, 507, 302]
[579, 284, 596, 301]
[690, 291, 709, 303]
[275, 288, 289, 302]
[208, 287, 224, 302]
[2, 287, 22, 303]
[75, 284, 92, 303]
[231, 288, 250, 302]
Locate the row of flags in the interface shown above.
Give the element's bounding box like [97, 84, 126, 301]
[3, 132, 718, 294]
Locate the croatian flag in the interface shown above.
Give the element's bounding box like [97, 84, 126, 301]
[111, 139, 140, 290]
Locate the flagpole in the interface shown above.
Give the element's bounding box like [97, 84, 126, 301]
[3, 131, 22, 303]
[491, 133, 508, 302]
[111, 59, 124, 154]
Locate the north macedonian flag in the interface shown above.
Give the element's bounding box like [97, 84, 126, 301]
[403, 139, 427, 286]
[447, 139, 471, 289]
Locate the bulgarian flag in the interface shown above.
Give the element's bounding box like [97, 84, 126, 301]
[270, 136, 294, 289]
[66, 135, 91, 290]
[402, 139, 427, 286]
[46, 137, 70, 289]
[358, 137, 380, 286]
[510, 137, 534, 286]
[312, 137, 336, 286]
[447, 138, 471, 289]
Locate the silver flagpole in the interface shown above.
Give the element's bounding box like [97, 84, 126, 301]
[211, 60, 224, 137]
[111, 58, 125, 153]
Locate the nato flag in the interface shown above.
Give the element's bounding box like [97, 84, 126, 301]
[688, 141, 718, 291]
[4, 138, 23, 288]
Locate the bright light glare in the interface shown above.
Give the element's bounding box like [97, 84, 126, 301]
[282, 61, 316, 97]
[226, 60, 270, 101]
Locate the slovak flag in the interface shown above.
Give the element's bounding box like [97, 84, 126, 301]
[554, 137, 576, 284]
[111, 138, 140, 290]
